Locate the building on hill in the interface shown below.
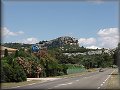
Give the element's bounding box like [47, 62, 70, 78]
[1, 46, 18, 57]
[63, 49, 114, 56]
[38, 36, 79, 49]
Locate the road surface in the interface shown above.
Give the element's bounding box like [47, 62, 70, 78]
[9, 68, 116, 89]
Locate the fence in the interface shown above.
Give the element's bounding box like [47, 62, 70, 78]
[67, 65, 86, 74]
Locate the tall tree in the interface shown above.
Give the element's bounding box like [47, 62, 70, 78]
[4, 49, 8, 57]
[15, 50, 19, 57]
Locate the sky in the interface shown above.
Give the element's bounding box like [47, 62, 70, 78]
[2, 0, 119, 49]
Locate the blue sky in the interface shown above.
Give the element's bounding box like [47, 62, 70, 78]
[2, 0, 119, 49]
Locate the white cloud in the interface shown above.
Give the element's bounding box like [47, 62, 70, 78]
[97, 28, 118, 37]
[2, 27, 24, 37]
[78, 28, 119, 49]
[86, 45, 101, 49]
[97, 28, 119, 49]
[22, 37, 39, 44]
[78, 37, 96, 45]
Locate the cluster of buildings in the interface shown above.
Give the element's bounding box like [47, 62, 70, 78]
[63, 49, 115, 56]
[37, 36, 79, 49]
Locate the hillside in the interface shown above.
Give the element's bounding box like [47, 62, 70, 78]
[38, 36, 79, 49]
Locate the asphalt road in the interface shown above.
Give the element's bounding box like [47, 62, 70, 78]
[9, 68, 116, 90]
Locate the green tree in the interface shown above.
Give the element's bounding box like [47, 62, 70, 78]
[15, 50, 19, 57]
[4, 49, 8, 57]
[12, 61, 27, 82]
[1, 57, 27, 82]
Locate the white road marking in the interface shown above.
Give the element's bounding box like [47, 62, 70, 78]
[104, 69, 115, 82]
[97, 69, 116, 89]
[67, 82, 73, 85]
[61, 84, 67, 85]
[101, 84, 103, 86]
[97, 87, 100, 89]
[105, 75, 111, 82]
[54, 84, 66, 87]
[76, 80, 79, 81]
[54, 82, 73, 88]
[103, 82, 105, 84]
[54, 84, 62, 87]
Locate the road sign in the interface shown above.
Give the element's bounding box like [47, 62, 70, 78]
[31, 44, 40, 52]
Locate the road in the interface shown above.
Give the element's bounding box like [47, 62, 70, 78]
[9, 68, 116, 89]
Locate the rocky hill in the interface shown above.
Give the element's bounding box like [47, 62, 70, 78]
[38, 36, 79, 48]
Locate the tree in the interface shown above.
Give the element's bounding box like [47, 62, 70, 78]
[12, 61, 27, 82]
[15, 50, 19, 57]
[1, 59, 27, 82]
[4, 49, 8, 57]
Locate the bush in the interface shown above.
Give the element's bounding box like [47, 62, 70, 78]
[1, 58, 27, 82]
[57, 72, 64, 76]
[1, 63, 13, 82]
[12, 62, 27, 82]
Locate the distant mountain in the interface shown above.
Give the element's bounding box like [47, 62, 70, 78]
[38, 36, 79, 49]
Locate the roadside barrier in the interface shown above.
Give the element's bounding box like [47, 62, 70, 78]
[67, 68, 86, 74]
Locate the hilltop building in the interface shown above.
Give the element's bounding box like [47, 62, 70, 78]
[38, 36, 79, 49]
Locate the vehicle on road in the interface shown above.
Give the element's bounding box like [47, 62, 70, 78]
[99, 68, 104, 72]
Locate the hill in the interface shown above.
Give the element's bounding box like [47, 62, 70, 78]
[38, 36, 79, 49]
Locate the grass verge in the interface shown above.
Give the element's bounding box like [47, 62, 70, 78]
[106, 69, 120, 89]
[1, 80, 42, 89]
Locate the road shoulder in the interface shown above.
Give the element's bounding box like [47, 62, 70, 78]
[106, 69, 120, 89]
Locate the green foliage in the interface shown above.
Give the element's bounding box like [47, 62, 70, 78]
[1, 58, 27, 82]
[12, 61, 27, 82]
[65, 64, 85, 74]
[113, 42, 120, 75]
[4, 49, 8, 57]
[113, 43, 120, 66]
[39, 54, 68, 77]
[2, 42, 115, 81]
[17, 49, 27, 57]
[15, 50, 19, 57]
[3, 43, 31, 49]
[1, 62, 13, 82]
[62, 45, 89, 53]
[54, 45, 113, 67]
[1, 50, 28, 82]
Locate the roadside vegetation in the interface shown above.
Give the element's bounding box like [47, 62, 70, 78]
[1, 42, 118, 83]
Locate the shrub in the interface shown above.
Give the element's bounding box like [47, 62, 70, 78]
[1, 58, 27, 82]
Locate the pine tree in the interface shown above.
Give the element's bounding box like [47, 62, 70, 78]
[15, 50, 19, 57]
[4, 49, 8, 57]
